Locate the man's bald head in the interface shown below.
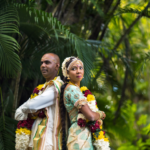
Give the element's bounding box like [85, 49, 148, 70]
[40, 53, 60, 81]
[42, 53, 60, 66]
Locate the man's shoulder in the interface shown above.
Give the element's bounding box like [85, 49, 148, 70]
[53, 76, 64, 94]
[53, 76, 64, 86]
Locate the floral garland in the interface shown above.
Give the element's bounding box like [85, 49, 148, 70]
[15, 84, 46, 150]
[78, 86, 110, 150]
[62, 57, 72, 78]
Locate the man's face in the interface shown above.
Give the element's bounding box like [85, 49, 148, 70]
[40, 54, 57, 81]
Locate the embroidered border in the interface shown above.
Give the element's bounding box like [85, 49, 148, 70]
[74, 98, 88, 109]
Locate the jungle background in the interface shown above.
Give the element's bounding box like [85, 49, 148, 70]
[0, 0, 150, 149]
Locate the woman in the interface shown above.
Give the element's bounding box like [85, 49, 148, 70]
[60, 57, 106, 150]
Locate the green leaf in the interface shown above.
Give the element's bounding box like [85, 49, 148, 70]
[94, 131, 100, 138]
[142, 123, 150, 135]
[46, 0, 53, 5]
[0, 3, 21, 77]
[116, 7, 150, 18]
[137, 114, 147, 126]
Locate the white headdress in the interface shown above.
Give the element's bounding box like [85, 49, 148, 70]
[61, 56, 83, 78]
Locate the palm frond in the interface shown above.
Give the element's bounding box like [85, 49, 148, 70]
[13, 3, 98, 85]
[0, 87, 17, 150]
[0, 2, 21, 77]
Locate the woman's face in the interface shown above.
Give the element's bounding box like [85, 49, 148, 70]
[68, 61, 84, 84]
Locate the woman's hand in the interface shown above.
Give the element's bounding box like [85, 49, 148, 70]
[97, 119, 103, 126]
[101, 111, 106, 120]
[80, 104, 100, 121]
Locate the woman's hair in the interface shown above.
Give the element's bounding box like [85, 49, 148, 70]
[59, 57, 77, 150]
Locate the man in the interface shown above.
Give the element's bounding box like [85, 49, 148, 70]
[15, 53, 63, 150]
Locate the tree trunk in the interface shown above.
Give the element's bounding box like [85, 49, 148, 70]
[63, 0, 79, 25]
[114, 20, 130, 122]
[99, 0, 121, 40]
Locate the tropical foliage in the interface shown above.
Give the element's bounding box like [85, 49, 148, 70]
[0, 0, 21, 77]
[0, 0, 150, 150]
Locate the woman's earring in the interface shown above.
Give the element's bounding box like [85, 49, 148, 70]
[67, 75, 70, 80]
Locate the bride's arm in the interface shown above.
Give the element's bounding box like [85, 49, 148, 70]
[80, 104, 100, 121]
[66, 85, 105, 121]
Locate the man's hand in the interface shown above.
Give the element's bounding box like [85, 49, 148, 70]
[28, 110, 41, 118]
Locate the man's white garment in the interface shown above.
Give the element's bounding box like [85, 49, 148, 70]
[15, 77, 62, 150]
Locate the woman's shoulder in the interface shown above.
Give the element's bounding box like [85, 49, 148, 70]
[64, 84, 81, 93]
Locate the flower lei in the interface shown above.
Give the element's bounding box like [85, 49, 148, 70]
[78, 86, 111, 150]
[15, 84, 46, 150]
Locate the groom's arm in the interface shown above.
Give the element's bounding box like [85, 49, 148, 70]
[15, 85, 56, 121]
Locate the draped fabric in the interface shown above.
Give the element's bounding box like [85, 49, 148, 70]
[52, 79, 64, 150]
[64, 85, 94, 150]
[15, 76, 63, 150]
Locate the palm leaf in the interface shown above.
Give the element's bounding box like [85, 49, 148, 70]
[0, 87, 17, 150]
[0, 2, 21, 77]
[13, 3, 98, 85]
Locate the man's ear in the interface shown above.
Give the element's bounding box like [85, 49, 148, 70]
[56, 63, 60, 70]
